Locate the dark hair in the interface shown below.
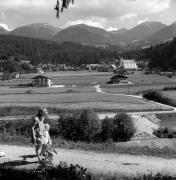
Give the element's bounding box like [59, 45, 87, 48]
[37, 107, 47, 118]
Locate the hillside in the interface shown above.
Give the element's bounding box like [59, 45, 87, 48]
[52, 24, 111, 45]
[4, 21, 176, 48]
[52, 22, 167, 46]
[146, 22, 176, 43]
[0, 26, 8, 34]
[124, 37, 176, 71]
[0, 35, 120, 65]
[10, 23, 61, 40]
[123, 22, 166, 43]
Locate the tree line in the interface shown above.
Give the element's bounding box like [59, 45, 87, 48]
[123, 38, 176, 71]
[0, 35, 120, 66]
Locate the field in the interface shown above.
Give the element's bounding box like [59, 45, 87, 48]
[102, 72, 176, 95]
[0, 71, 175, 112]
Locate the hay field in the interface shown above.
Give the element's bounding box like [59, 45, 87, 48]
[102, 72, 176, 95]
[0, 86, 169, 111]
[0, 71, 112, 86]
[0, 71, 174, 112]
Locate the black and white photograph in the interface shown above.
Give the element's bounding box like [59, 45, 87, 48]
[0, 0, 176, 179]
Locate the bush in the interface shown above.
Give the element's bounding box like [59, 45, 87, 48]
[113, 113, 136, 141]
[101, 117, 113, 142]
[58, 109, 101, 142]
[143, 90, 163, 102]
[0, 162, 88, 180]
[143, 90, 173, 106]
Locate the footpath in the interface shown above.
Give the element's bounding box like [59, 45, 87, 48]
[0, 145, 176, 177]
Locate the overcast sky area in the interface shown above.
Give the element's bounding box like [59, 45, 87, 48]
[0, 0, 175, 31]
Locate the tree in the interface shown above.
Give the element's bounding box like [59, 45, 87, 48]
[55, 0, 74, 18]
[113, 113, 136, 141]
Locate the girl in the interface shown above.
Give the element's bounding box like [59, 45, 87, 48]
[32, 107, 48, 161]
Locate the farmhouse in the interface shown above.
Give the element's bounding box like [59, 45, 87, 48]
[108, 74, 128, 84]
[119, 58, 138, 70]
[32, 75, 53, 87]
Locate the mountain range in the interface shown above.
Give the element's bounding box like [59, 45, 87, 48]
[1, 21, 176, 49]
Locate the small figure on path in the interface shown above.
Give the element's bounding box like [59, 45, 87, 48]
[40, 123, 52, 157]
[40, 123, 57, 165]
[32, 107, 48, 161]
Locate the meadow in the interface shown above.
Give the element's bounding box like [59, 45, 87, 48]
[0, 71, 174, 112]
[102, 72, 176, 95]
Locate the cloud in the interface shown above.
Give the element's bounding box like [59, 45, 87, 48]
[0, 23, 10, 30]
[0, 0, 52, 9]
[64, 17, 106, 29]
[0, 0, 173, 30]
[106, 27, 118, 31]
[137, 18, 149, 25]
[119, 13, 138, 22]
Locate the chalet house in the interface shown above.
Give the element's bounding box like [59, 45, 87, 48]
[108, 74, 128, 84]
[32, 75, 53, 87]
[10, 72, 20, 79]
[119, 58, 138, 70]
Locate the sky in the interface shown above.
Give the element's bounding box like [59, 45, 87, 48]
[0, 0, 175, 31]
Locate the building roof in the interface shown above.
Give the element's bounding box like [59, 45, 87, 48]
[32, 75, 51, 79]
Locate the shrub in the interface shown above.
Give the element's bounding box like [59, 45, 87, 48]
[101, 117, 113, 142]
[25, 90, 33, 94]
[143, 90, 173, 106]
[168, 134, 174, 138]
[143, 90, 163, 102]
[113, 113, 136, 142]
[0, 162, 88, 180]
[58, 109, 101, 142]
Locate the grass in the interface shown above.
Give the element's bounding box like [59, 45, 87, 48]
[161, 91, 176, 106]
[0, 86, 95, 95]
[101, 84, 169, 95]
[1, 166, 176, 180]
[0, 88, 169, 111]
[1, 128, 176, 159]
[0, 71, 112, 86]
[156, 113, 176, 129]
[51, 138, 176, 159]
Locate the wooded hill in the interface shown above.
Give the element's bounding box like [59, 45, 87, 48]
[124, 37, 176, 71]
[0, 35, 120, 65]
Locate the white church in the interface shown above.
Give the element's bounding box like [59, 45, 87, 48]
[119, 58, 138, 70]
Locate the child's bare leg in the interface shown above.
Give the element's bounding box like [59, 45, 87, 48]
[36, 144, 42, 161]
[40, 145, 45, 158]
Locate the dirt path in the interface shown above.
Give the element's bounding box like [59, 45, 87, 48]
[0, 145, 176, 177]
[95, 85, 176, 120]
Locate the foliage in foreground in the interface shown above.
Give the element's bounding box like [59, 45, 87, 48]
[0, 165, 176, 180]
[58, 109, 102, 142]
[0, 162, 88, 180]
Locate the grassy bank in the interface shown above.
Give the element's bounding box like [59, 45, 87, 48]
[0, 166, 176, 180]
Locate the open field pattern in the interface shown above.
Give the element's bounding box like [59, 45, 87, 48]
[128, 72, 176, 84]
[20, 71, 113, 79]
[0, 86, 96, 95]
[101, 84, 174, 95]
[1, 71, 176, 87]
[0, 92, 170, 111]
[0, 71, 175, 112]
